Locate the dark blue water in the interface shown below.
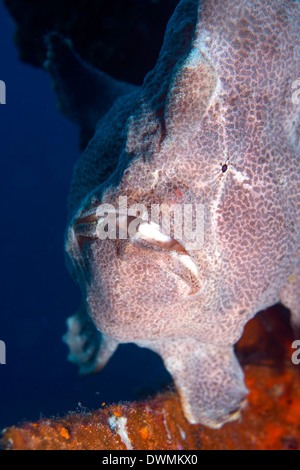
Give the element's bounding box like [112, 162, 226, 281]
[0, 3, 170, 431]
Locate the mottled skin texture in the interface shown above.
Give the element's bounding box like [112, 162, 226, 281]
[47, 0, 300, 427]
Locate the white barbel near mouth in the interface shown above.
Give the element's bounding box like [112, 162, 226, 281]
[136, 221, 201, 281]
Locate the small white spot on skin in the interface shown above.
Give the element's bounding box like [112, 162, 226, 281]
[230, 168, 253, 190]
[151, 169, 161, 189]
[108, 415, 133, 450]
[194, 29, 212, 56]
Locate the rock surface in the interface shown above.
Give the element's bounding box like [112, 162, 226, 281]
[2, 306, 299, 450]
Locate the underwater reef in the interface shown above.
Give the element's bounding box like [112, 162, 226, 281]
[3, 0, 179, 85]
[2, 0, 300, 448]
[2, 306, 300, 450]
[57, 0, 300, 429]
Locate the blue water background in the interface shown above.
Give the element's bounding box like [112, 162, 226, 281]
[0, 3, 170, 430]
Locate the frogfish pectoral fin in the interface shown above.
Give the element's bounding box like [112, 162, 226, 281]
[149, 338, 248, 428]
[63, 302, 118, 375]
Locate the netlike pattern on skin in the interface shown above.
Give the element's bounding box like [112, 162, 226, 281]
[46, 0, 300, 428]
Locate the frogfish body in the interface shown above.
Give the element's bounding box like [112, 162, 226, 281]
[46, 0, 300, 427]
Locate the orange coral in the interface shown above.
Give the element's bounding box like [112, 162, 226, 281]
[1, 306, 299, 450]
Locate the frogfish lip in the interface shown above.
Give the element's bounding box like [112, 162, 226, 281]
[71, 206, 204, 293]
